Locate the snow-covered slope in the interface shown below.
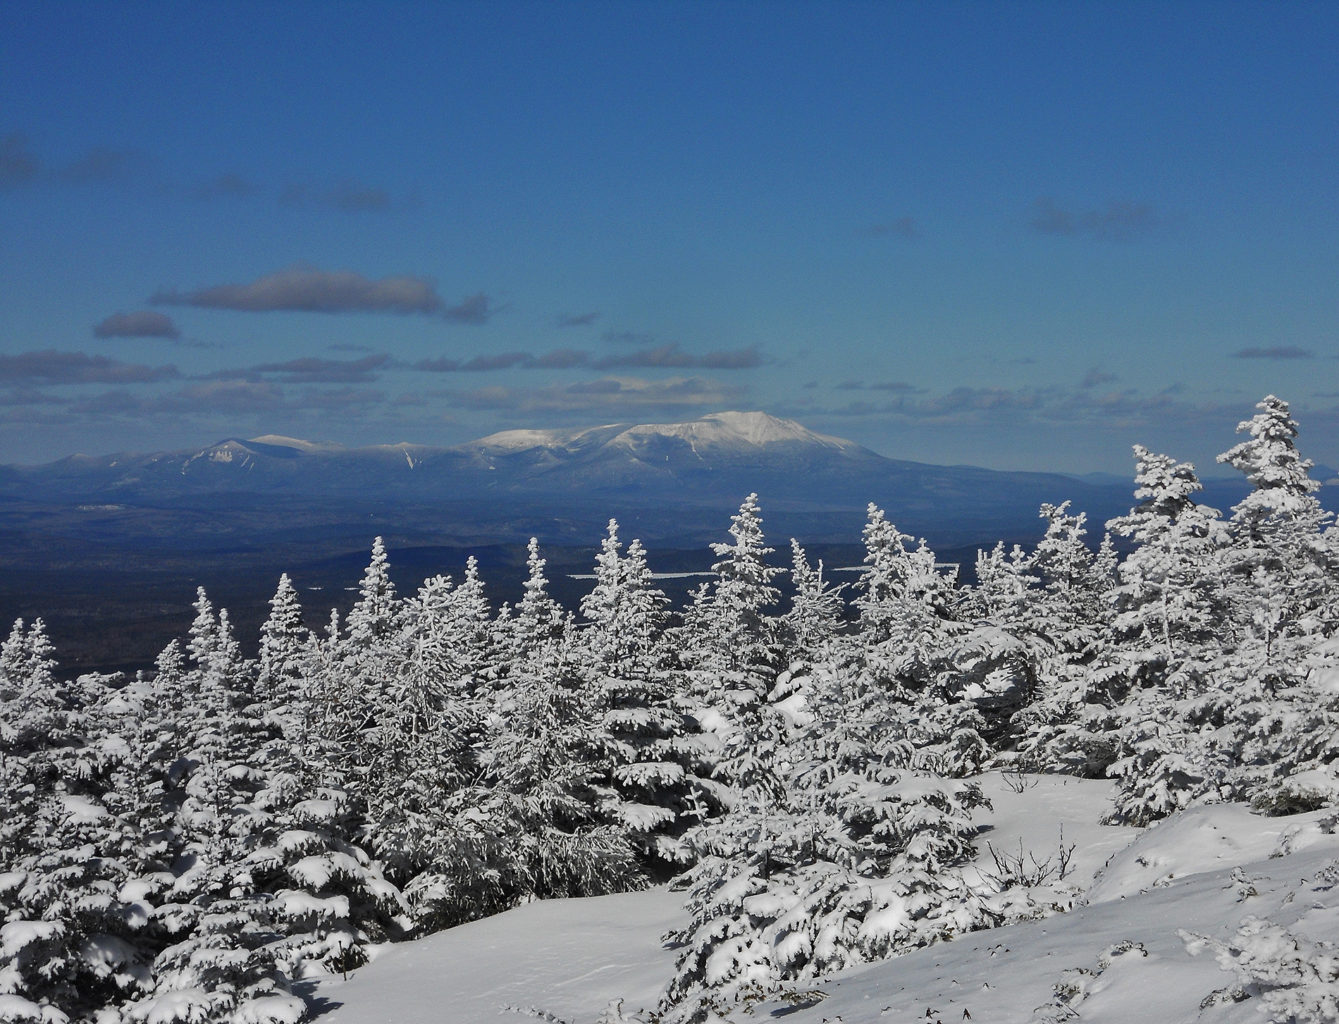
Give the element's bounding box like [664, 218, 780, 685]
[313, 889, 684, 1024]
[461, 411, 865, 458]
[247, 435, 347, 454]
[312, 779, 1339, 1024]
[612, 410, 854, 451]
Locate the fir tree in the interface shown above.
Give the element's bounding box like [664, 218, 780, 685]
[257, 573, 309, 717]
[359, 572, 490, 929]
[345, 536, 399, 653]
[774, 539, 845, 716]
[1102, 446, 1228, 692]
[579, 521, 701, 875]
[484, 538, 641, 905]
[1097, 447, 1232, 823]
[693, 493, 782, 676]
[855, 505, 962, 693]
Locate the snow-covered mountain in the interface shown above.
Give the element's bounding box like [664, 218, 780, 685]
[465, 411, 861, 458]
[0, 411, 1119, 530]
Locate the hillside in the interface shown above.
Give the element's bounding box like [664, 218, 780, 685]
[1, 397, 1337, 1024]
[312, 777, 1339, 1024]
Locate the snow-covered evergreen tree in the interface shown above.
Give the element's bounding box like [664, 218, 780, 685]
[579, 521, 705, 875]
[1219, 395, 1331, 540]
[673, 495, 786, 814]
[257, 573, 309, 717]
[772, 539, 845, 723]
[1008, 504, 1117, 773]
[356, 572, 493, 930]
[661, 646, 990, 1022]
[481, 538, 641, 906]
[1103, 446, 1229, 682]
[685, 493, 782, 678]
[780, 539, 844, 667]
[852, 506, 985, 774]
[1095, 447, 1234, 824]
[345, 536, 399, 652]
[854, 505, 962, 695]
[1205, 397, 1339, 812]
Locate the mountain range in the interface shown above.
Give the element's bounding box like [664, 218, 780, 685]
[0, 411, 1147, 531]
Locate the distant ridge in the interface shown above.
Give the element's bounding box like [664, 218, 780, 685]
[0, 410, 1159, 542]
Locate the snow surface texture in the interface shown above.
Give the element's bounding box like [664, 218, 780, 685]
[313, 888, 684, 1024]
[313, 776, 1339, 1024]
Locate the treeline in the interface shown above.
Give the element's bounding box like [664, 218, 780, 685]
[1, 396, 1337, 1023]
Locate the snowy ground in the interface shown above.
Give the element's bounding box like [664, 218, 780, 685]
[310, 888, 684, 1023]
[313, 775, 1339, 1024]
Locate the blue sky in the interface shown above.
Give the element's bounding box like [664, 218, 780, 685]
[1, 1, 1336, 474]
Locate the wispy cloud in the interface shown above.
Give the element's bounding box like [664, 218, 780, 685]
[532, 348, 590, 369]
[411, 344, 762, 373]
[154, 379, 287, 414]
[0, 135, 145, 189]
[62, 380, 388, 420]
[596, 343, 693, 369]
[1232, 346, 1314, 360]
[699, 346, 764, 370]
[595, 344, 761, 371]
[557, 312, 599, 328]
[0, 133, 39, 188]
[288, 386, 388, 412]
[790, 381, 1260, 449]
[442, 292, 495, 324]
[281, 180, 395, 213]
[59, 147, 140, 184]
[192, 173, 258, 200]
[837, 379, 919, 392]
[416, 352, 534, 373]
[449, 375, 744, 415]
[454, 352, 530, 372]
[601, 329, 658, 346]
[0, 387, 65, 407]
[1030, 198, 1161, 240]
[244, 353, 391, 384]
[0, 350, 179, 385]
[1081, 368, 1118, 388]
[93, 310, 181, 340]
[918, 386, 1047, 415]
[152, 265, 492, 321]
[869, 216, 918, 239]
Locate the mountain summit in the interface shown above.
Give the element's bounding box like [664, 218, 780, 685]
[613, 410, 860, 452]
[468, 411, 859, 458]
[459, 410, 867, 466]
